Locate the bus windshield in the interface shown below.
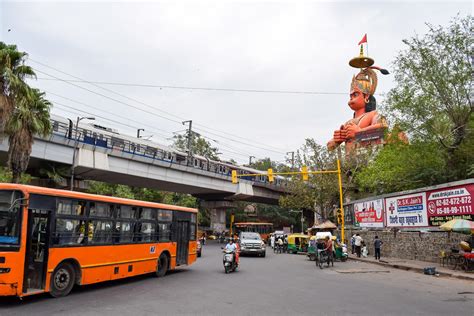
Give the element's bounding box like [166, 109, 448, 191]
[0, 191, 22, 245]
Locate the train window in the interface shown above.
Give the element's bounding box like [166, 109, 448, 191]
[145, 146, 157, 157]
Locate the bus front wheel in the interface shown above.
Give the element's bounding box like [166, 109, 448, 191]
[50, 262, 75, 297]
[156, 253, 169, 277]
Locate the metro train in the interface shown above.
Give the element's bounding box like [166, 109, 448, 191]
[50, 114, 286, 186]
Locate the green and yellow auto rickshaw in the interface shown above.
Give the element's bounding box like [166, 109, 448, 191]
[287, 234, 310, 254]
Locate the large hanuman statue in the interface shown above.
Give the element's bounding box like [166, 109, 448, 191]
[327, 35, 389, 152]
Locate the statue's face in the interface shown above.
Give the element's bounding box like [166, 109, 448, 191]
[348, 89, 367, 111]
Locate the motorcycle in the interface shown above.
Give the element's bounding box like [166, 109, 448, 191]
[222, 249, 238, 274]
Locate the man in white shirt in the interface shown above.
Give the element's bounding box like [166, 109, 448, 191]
[354, 234, 363, 258]
[224, 239, 237, 252]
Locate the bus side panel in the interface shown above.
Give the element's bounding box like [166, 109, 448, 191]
[0, 206, 29, 297]
[45, 243, 176, 291]
[187, 240, 197, 265]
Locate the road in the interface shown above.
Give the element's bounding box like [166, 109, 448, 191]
[1, 241, 473, 315]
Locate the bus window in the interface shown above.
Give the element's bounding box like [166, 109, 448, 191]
[190, 214, 196, 240]
[57, 199, 73, 215]
[117, 205, 136, 219]
[139, 222, 156, 242]
[89, 220, 113, 244]
[89, 202, 112, 217]
[140, 208, 156, 220]
[158, 209, 172, 222]
[53, 219, 84, 245]
[115, 221, 134, 243]
[0, 191, 22, 245]
[158, 223, 171, 241]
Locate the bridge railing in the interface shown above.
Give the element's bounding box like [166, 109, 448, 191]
[49, 118, 288, 188]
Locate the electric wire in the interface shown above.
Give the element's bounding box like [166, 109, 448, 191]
[34, 68, 287, 157]
[30, 59, 291, 153]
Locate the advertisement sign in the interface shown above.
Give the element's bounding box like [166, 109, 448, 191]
[354, 199, 384, 228]
[426, 184, 474, 226]
[385, 193, 428, 227]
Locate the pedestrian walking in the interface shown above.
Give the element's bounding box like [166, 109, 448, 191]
[374, 235, 383, 260]
[351, 234, 356, 254]
[270, 234, 275, 249]
[354, 234, 363, 258]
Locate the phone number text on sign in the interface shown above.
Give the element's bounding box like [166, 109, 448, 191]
[427, 184, 474, 225]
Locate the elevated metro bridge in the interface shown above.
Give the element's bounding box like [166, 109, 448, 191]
[0, 117, 289, 207]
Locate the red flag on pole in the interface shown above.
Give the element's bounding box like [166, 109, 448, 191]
[358, 34, 367, 45]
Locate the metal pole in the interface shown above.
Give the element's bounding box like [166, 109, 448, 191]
[70, 116, 94, 191]
[337, 159, 345, 243]
[70, 116, 81, 191]
[182, 120, 193, 165]
[137, 128, 145, 138]
[300, 211, 304, 233]
[249, 156, 255, 166]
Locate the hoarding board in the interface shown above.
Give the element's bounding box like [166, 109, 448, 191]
[354, 199, 384, 228]
[385, 193, 428, 227]
[426, 184, 474, 226]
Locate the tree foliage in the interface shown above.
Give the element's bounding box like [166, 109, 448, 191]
[0, 42, 52, 182]
[173, 132, 220, 160]
[279, 139, 341, 222]
[384, 15, 473, 181]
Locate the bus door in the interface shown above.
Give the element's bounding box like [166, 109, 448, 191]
[176, 221, 189, 265]
[23, 209, 51, 293]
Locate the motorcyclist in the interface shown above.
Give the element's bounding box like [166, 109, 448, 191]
[224, 238, 239, 265]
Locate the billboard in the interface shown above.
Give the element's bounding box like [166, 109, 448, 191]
[426, 184, 474, 226]
[354, 199, 384, 228]
[385, 193, 428, 227]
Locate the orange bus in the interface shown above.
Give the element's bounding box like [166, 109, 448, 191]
[0, 184, 198, 298]
[234, 222, 273, 242]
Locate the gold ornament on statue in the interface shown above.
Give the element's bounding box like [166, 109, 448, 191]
[349, 43, 374, 69]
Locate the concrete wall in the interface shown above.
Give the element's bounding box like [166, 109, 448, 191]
[341, 228, 470, 263]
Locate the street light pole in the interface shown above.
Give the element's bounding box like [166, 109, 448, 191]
[248, 155, 255, 166]
[182, 120, 193, 165]
[70, 116, 95, 190]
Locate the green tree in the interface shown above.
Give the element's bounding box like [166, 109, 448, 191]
[385, 15, 473, 181]
[0, 42, 36, 128]
[173, 132, 220, 160]
[356, 137, 446, 193]
[279, 139, 341, 222]
[6, 88, 52, 183]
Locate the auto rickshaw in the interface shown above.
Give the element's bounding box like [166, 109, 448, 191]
[287, 234, 310, 254]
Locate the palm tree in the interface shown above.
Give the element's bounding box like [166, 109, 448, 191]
[0, 42, 36, 129]
[6, 88, 52, 183]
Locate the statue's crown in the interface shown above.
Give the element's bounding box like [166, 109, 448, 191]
[350, 68, 378, 96]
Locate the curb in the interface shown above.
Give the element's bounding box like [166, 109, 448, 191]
[348, 257, 474, 281]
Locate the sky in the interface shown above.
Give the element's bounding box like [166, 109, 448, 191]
[0, 0, 472, 165]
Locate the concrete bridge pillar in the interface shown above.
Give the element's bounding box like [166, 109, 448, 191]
[201, 201, 236, 233]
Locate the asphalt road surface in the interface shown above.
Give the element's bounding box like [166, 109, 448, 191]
[1, 241, 473, 316]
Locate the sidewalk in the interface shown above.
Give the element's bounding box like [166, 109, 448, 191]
[349, 255, 474, 281]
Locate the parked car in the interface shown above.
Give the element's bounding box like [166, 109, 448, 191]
[197, 240, 202, 257]
[239, 232, 266, 257]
